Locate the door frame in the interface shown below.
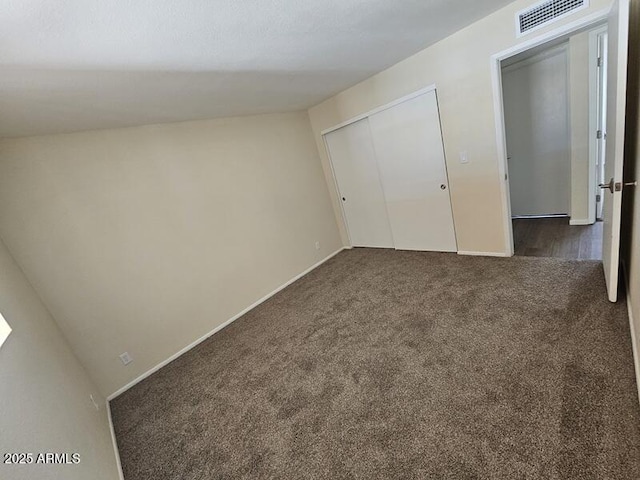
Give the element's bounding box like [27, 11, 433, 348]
[589, 25, 609, 223]
[490, 7, 611, 256]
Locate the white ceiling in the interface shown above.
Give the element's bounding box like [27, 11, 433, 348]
[0, 0, 516, 138]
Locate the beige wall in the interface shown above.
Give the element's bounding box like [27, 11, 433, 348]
[0, 238, 119, 480]
[0, 111, 342, 396]
[308, 0, 613, 254]
[569, 30, 593, 224]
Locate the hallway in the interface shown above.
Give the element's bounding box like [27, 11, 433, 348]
[513, 218, 603, 260]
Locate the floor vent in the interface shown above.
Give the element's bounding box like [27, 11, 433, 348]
[516, 0, 589, 36]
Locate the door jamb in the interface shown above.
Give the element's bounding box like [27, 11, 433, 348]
[588, 25, 609, 223]
[490, 7, 611, 256]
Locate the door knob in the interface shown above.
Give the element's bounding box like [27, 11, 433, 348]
[599, 178, 638, 193]
[599, 178, 615, 193]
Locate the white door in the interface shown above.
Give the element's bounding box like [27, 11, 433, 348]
[602, 0, 630, 302]
[502, 45, 571, 216]
[368, 91, 457, 252]
[325, 119, 394, 248]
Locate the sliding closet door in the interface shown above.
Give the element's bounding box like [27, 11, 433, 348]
[369, 91, 457, 252]
[325, 119, 394, 248]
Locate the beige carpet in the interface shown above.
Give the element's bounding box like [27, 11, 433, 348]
[111, 249, 640, 479]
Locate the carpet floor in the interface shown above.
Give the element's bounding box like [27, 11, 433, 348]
[110, 249, 640, 479]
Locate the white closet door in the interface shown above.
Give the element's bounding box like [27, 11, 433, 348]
[368, 91, 457, 252]
[325, 119, 394, 248]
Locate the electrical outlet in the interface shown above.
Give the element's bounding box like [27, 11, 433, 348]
[459, 151, 469, 164]
[119, 352, 133, 366]
[315, 241, 321, 250]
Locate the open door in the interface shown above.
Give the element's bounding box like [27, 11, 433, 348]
[601, 0, 630, 302]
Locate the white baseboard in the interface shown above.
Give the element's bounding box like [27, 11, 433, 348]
[628, 299, 640, 407]
[622, 262, 640, 407]
[457, 250, 511, 258]
[569, 219, 594, 226]
[106, 247, 346, 401]
[107, 402, 125, 480]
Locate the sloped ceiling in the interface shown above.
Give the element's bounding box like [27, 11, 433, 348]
[0, 0, 516, 137]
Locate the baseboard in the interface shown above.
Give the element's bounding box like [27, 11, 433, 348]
[107, 402, 125, 480]
[457, 250, 511, 258]
[569, 219, 594, 226]
[512, 214, 569, 219]
[622, 262, 640, 407]
[628, 299, 640, 406]
[106, 247, 346, 401]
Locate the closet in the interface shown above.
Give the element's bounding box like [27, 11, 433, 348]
[324, 89, 457, 252]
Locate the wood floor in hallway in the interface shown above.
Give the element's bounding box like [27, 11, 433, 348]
[513, 217, 603, 260]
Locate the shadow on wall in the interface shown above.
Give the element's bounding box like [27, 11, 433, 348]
[620, 1, 638, 269]
[0, 67, 374, 138]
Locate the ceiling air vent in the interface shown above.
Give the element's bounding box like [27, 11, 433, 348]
[516, 0, 589, 36]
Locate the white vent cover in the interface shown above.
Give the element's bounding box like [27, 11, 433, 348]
[516, 0, 589, 36]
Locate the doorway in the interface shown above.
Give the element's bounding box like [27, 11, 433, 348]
[501, 25, 608, 260]
[503, 43, 571, 218]
[493, 0, 632, 302]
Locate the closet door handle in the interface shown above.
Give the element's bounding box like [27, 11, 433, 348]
[440, 185, 447, 190]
